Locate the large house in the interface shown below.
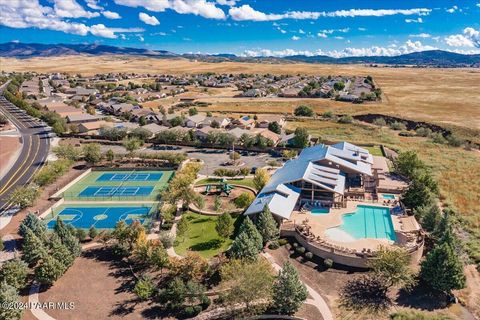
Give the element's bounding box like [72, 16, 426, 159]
[245, 142, 374, 222]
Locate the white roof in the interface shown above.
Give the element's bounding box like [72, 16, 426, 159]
[245, 184, 300, 220]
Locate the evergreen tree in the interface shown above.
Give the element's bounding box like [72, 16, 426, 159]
[229, 232, 260, 261]
[0, 259, 28, 290]
[256, 206, 279, 245]
[239, 217, 263, 250]
[215, 213, 234, 240]
[35, 255, 65, 285]
[19, 213, 47, 239]
[273, 261, 308, 315]
[22, 229, 48, 266]
[50, 235, 75, 270]
[0, 282, 23, 320]
[420, 242, 466, 294]
[414, 204, 441, 232]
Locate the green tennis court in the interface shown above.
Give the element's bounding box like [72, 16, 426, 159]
[61, 170, 174, 201]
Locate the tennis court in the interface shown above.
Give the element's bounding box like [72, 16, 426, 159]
[46, 205, 153, 229]
[79, 186, 154, 197]
[97, 172, 163, 182]
[62, 170, 175, 201]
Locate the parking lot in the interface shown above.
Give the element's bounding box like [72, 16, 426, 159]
[99, 144, 280, 175]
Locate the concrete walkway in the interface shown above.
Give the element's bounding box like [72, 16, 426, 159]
[262, 252, 334, 320]
[28, 282, 56, 320]
[166, 212, 183, 259]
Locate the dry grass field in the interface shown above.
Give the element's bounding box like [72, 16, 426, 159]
[2, 55, 480, 135]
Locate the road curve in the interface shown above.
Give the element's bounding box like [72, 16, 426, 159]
[0, 93, 51, 215]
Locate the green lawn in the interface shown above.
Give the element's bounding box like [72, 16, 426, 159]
[174, 212, 239, 259]
[195, 177, 256, 190]
[364, 145, 384, 156]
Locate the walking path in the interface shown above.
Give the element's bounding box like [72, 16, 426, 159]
[28, 283, 56, 320]
[262, 252, 334, 320]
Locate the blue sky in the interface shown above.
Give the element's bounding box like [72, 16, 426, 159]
[0, 0, 479, 57]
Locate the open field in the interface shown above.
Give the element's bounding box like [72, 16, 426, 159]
[2, 55, 480, 133]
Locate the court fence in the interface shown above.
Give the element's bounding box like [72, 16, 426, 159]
[61, 192, 162, 202]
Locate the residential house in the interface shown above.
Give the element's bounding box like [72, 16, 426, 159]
[78, 120, 114, 134]
[185, 114, 207, 128]
[66, 113, 103, 124]
[229, 116, 255, 130]
[256, 115, 286, 129]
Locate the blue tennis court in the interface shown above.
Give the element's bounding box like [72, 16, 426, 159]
[79, 186, 154, 197]
[46, 206, 152, 229]
[96, 172, 163, 182]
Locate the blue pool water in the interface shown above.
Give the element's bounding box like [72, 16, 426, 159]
[311, 208, 330, 215]
[339, 205, 396, 241]
[382, 194, 396, 200]
[79, 186, 154, 197]
[46, 206, 151, 229]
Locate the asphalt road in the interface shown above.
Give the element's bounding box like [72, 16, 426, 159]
[0, 93, 51, 215]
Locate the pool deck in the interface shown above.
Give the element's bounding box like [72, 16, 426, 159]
[290, 200, 400, 251]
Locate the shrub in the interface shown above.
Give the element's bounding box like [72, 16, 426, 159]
[305, 252, 314, 260]
[292, 242, 299, 248]
[324, 258, 333, 269]
[161, 222, 173, 231]
[294, 105, 314, 117]
[200, 296, 211, 310]
[446, 134, 464, 147]
[278, 238, 288, 246]
[182, 305, 202, 318]
[389, 121, 407, 131]
[233, 192, 255, 209]
[373, 117, 387, 126]
[268, 241, 280, 250]
[88, 227, 98, 239]
[296, 246, 305, 254]
[415, 127, 432, 137]
[76, 229, 87, 242]
[399, 131, 416, 137]
[322, 111, 334, 119]
[430, 132, 447, 144]
[338, 115, 353, 124]
[158, 231, 175, 249]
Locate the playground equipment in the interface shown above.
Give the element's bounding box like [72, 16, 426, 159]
[204, 180, 235, 196]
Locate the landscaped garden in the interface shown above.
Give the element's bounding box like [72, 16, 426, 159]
[173, 211, 241, 258]
[195, 177, 256, 189]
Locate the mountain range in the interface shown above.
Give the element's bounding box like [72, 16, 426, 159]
[1, 42, 479, 67]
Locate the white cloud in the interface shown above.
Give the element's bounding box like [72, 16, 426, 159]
[317, 32, 327, 38]
[241, 40, 438, 58]
[291, 36, 300, 41]
[298, 29, 305, 34]
[445, 27, 480, 48]
[0, 0, 143, 39]
[216, 0, 237, 6]
[85, 0, 103, 10]
[139, 12, 160, 25]
[446, 5, 458, 13]
[409, 33, 431, 38]
[114, 0, 226, 19]
[53, 0, 100, 18]
[358, 27, 366, 31]
[405, 17, 423, 23]
[229, 5, 431, 21]
[102, 11, 121, 19]
[477, 3, 480, 7]
[89, 24, 144, 39]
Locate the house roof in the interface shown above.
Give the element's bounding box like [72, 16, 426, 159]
[66, 113, 101, 122]
[245, 184, 301, 220]
[141, 123, 169, 134]
[79, 120, 113, 131]
[187, 114, 206, 124]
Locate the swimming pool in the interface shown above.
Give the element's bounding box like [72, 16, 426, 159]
[311, 208, 330, 215]
[328, 205, 396, 241]
[382, 194, 396, 200]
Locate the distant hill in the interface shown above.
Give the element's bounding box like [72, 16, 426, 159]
[0, 42, 177, 58]
[1, 42, 479, 67]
